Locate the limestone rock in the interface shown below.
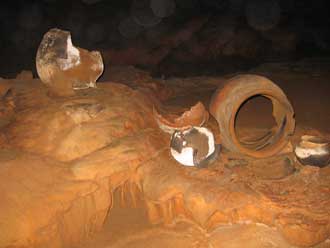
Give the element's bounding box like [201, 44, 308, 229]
[4, 82, 156, 162]
[36, 28, 104, 96]
[0, 153, 111, 248]
[1, 63, 330, 248]
[210, 224, 295, 248]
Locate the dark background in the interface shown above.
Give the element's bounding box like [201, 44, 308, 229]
[0, 0, 329, 77]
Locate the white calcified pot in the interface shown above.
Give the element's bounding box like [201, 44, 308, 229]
[170, 126, 220, 167]
[295, 135, 330, 167]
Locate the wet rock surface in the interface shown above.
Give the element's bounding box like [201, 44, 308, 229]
[0, 60, 330, 248]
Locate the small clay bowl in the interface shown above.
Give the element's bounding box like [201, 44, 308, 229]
[294, 135, 330, 167]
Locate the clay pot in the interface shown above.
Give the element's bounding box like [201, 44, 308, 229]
[295, 135, 330, 167]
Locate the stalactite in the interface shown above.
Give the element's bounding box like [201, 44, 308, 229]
[144, 195, 194, 226]
[115, 179, 197, 228]
[128, 180, 140, 208]
[173, 195, 190, 219]
[160, 199, 174, 225]
[146, 201, 162, 224]
[119, 181, 127, 208]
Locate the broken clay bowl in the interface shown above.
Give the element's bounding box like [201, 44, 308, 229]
[153, 102, 209, 134]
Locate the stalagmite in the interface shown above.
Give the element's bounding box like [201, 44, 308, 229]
[146, 201, 162, 224]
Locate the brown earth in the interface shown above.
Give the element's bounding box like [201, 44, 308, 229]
[0, 59, 330, 248]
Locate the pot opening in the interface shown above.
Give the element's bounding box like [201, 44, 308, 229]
[234, 94, 282, 151]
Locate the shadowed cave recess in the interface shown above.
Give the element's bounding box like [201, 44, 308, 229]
[1, 0, 330, 248]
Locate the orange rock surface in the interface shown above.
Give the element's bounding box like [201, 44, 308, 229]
[0, 61, 330, 248]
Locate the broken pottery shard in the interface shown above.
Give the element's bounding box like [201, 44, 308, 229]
[153, 102, 209, 134]
[36, 28, 104, 94]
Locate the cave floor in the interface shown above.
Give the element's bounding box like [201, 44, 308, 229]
[1, 58, 330, 248]
[76, 58, 330, 248]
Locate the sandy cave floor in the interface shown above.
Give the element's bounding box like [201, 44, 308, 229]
[0, 58, 330, 248]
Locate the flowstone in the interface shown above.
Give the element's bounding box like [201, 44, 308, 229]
[0, 64, 330, 247]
